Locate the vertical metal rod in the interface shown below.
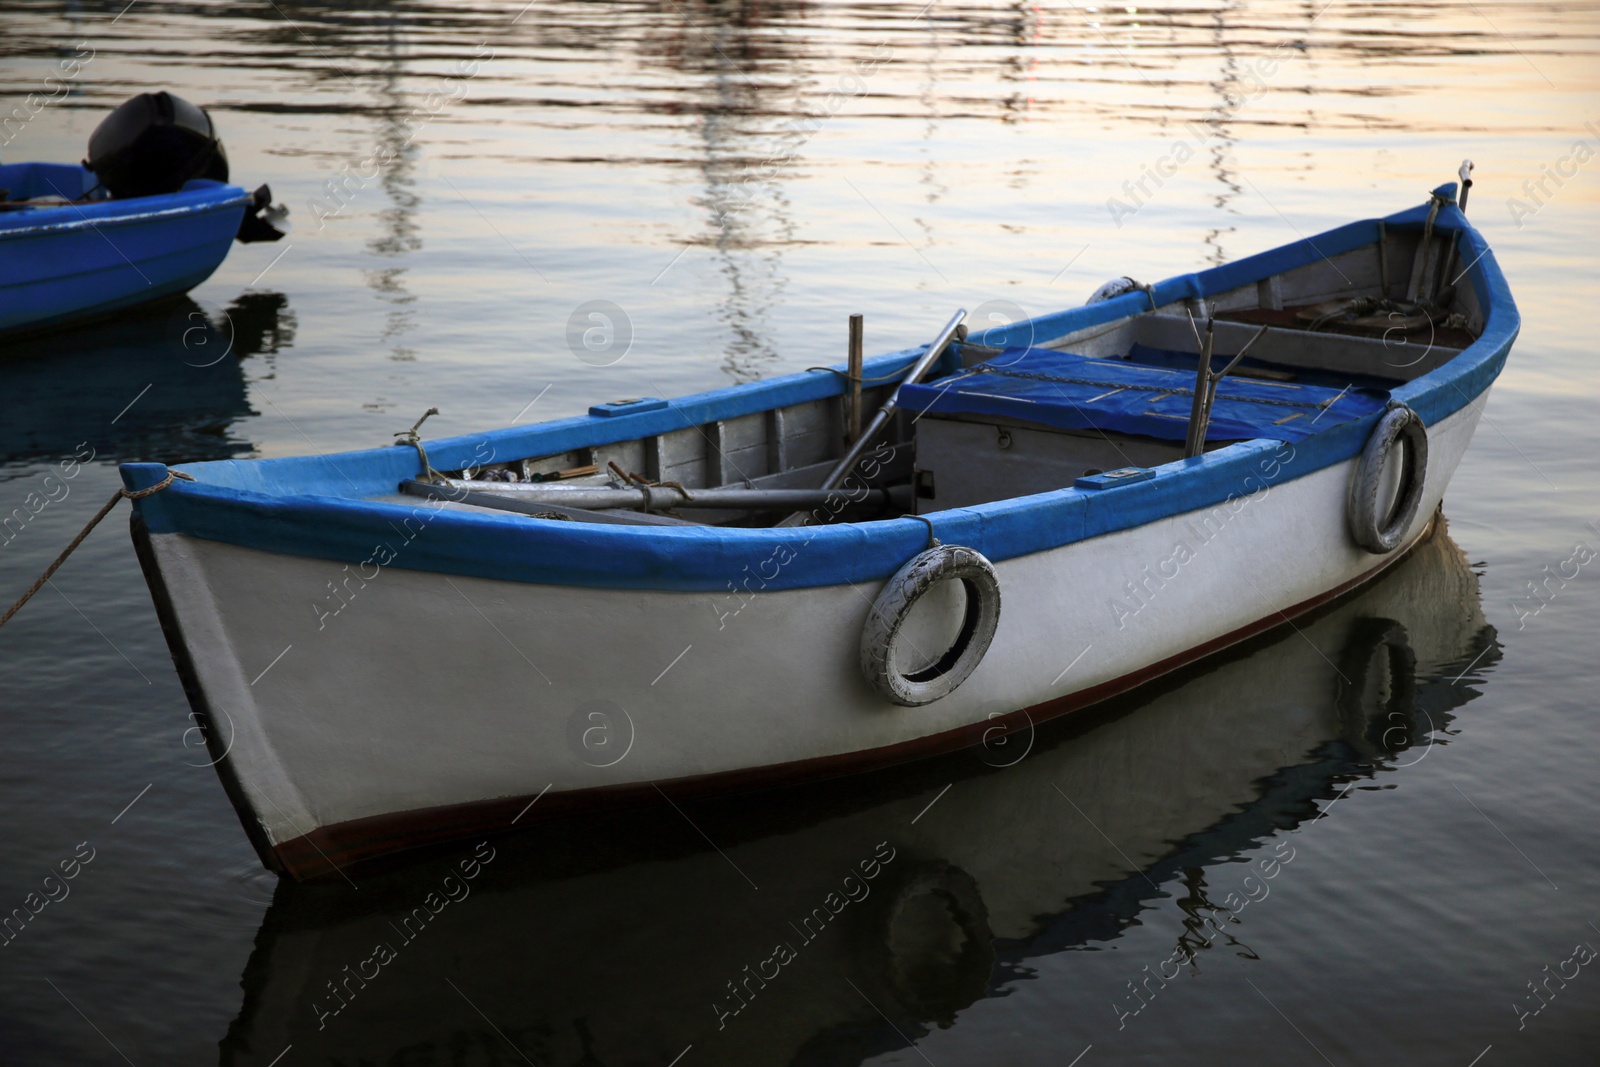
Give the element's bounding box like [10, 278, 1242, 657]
[1406, 198, 1441, 303]
[774, 309, 967, 526]
[1195, 324, 1269, 452]
[1432, 162, 1474, 299]
[847, 313, 864, 445]
[1377, 221, 1389, 298]
[1201, 377, 1222, 443]
[1436, 229, 1461, 301]
[818, 309, 966, 492]
[1183, 314, 1216, 459]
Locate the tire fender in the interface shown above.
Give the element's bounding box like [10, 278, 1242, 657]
[860, 544, 1001, 707]
[1348, 401, 1429, 554]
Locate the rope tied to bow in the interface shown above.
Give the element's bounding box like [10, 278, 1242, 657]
[395, 407, 447, 484]
[0, 469, 195, 632]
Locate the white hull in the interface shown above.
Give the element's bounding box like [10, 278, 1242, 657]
[142, 402, 1480, 878]
[226, 520, 1489, 1064]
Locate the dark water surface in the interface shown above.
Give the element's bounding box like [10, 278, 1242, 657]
[2, 2, 1599, 1063]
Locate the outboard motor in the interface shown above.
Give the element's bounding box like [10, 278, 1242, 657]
[84, 91, 287, 242]
[85, 91, 228, 199]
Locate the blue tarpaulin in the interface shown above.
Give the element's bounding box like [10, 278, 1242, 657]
[899, 346, 1387, 443]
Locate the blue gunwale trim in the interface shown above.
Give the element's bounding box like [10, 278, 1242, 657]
[122, 195, 1518, 593]
[0, 174, 251, 240]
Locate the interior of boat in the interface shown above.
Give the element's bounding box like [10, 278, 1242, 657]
[410, 223, 1485, 529]
[0, 163, 104, 207]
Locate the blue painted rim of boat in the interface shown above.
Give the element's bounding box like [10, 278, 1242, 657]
[0, 176, 251, 240]
[121, 193, 1519, 593]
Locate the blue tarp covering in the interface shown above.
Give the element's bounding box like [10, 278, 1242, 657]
[899, 346, 1387, 443]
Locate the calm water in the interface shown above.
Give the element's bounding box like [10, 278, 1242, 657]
[2, 1, 1599, 1063]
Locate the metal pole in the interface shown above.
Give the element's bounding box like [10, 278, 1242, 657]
[1405, 196, 1441, 304]
[1195, 324, 1269, 450]
[1183, 312, 1215, 459]
[1431, 163, 1474, 298]
[412, 480, 902, 512]
[1377, 220, 1389, 297]
[1436, 229, 1461, 301]
[771, 309, 966, 528]
[847, 313, 864, 444]
[818, 309, 966, 493]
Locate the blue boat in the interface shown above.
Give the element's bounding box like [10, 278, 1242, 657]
[0, 162, 253, 337]
[120, 173, 1515, 880]
[0, 91, 284, 338]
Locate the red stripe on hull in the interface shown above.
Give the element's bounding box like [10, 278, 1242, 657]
[271, 523, 1433, 882]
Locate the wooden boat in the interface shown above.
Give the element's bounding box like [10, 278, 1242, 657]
[122, 178, 1516, 881]
[0, 162, 256, 336]
[220, 523, 1494, 1063]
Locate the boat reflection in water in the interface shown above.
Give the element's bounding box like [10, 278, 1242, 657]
[222, 519, 1495, 1066]
[0, 290, 291, 465]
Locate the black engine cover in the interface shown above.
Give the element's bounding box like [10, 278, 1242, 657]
[84, 91, 229, 199]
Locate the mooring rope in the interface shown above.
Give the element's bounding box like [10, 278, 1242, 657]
[0, 469, 195, 632]
[395, 407, 448, 484]
[907, 513, 942, 550]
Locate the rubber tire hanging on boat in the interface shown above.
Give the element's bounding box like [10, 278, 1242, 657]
[1348, 401, 1429, 554]
[860, 545, 1001, 707]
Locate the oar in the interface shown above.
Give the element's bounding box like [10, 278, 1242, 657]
[775, 308, 967, 526]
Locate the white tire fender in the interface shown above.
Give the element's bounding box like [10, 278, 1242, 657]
[1348, 401, 1429, 554]
[860, 544, 1001, 707]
